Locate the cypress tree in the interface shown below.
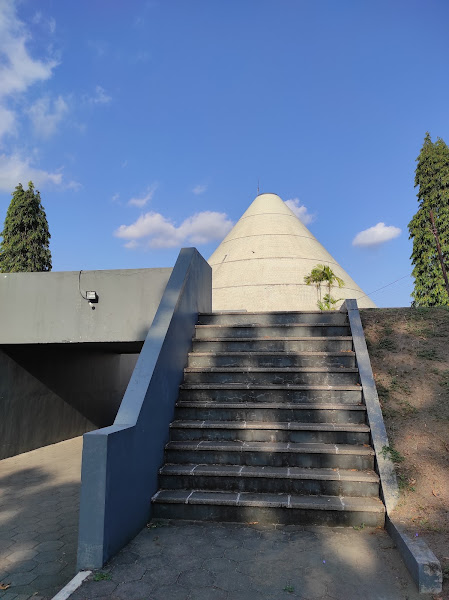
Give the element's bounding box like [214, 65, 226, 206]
[409, 133, 449, 306]
[0, 181, 52, 272]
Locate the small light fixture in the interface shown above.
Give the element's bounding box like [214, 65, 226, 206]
[86, 291, 98, 303]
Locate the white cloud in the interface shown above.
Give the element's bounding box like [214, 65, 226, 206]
[85, 85, 111, 105]
[0, 105, 16, 141]
[192, 184, 207, 195]
[0, 1, 57, 99]
[285, 198, 315, 225]
[32, 11, 56, 34]
[0, 153, 62, 191]
[65, 179, 82, 191]
[128, 183, 157, 207]
[27, 95, 69, 138]
[352, 222, 401, 247]
[0, 5, 77, 191]
[115, 210, 234, 249]
[0, 1, 58, 145]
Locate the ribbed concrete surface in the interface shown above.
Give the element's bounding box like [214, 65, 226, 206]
[208, 193, 376, 311]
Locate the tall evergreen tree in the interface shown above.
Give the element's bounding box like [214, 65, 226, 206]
[0, 181, 52, 272]
[409, 133, 449, 306]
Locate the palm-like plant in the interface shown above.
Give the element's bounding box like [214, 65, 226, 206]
[304, 264, 345, 310]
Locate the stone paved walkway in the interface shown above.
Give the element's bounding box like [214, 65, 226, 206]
[0, 437, 82, 600]
[71, 520, 432, 600]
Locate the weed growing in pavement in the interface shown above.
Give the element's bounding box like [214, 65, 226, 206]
[147, 520, 167, 528]
[353, 523, 365, 530]
[93, 572, 111, 582]
[283, 585, 295, 593]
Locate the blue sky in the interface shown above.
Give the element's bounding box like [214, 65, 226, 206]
[1, 0, 448, 307]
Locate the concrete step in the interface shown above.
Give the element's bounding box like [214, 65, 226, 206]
[170, 420, 370, 444]
[151, 490, 385, 527]
[194, 324, 351, 339]
[187, 351, 356, 369]
[175, 402, 367, 424]
[184, 367, 359, 386]
[179, 383, 362, 404]
[192, 337, 353, 353]
[198, 311, 348, 326]
[164, 440, 375, 470]
[158, 464, 380, 497]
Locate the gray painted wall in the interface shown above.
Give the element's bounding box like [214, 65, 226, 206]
[0, 268, 172, 344]
[0, 348, 93, 459]
[0, 346, 139, 459]
[77, 248, 212, 570]
[0, 267, 172, 458]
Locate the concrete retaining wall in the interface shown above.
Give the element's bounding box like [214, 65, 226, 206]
[77, 248, 212, 570]
[0, 268, 172, 344]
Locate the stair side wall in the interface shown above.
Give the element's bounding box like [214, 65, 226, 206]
[77, 248, 212, 570]
[0, 348, 95, 459]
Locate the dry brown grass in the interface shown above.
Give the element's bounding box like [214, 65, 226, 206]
[361, 307, 449, 598]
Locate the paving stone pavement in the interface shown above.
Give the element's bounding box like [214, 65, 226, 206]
[0, 437, 83, 600]
[71, 520, 433, 600]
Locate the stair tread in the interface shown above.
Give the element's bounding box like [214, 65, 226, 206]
[193, 336, 353, 342]
[181, 383, 362, 390]
[152, 489, 385, 512]
[170, 420, 370, 432]
[189, 351, 355, 356]
[166, 440, 375, 455]
[196, 324, 348, 329]
[176, 401, 366, 410]
[159, 464, 379, 482]
[185, 367, 358, 373]
[199, 311, 342, 316]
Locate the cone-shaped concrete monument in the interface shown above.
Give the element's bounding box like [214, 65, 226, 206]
[208, 193, 376, 311]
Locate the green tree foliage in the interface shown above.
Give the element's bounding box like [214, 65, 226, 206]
[0, 181, 52, 272]
[304, 264, 344, 310]
[409, 132, 449, 306]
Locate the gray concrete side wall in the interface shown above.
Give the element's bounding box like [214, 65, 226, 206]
[77, 248, 212, 570]
[0, 349, 93, 459]
[0, 268, 172, 344]
[342, 299, 399, 514]
[0, 346, 139, 459]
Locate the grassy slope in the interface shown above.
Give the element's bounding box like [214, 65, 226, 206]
[360, 308, 449, 597]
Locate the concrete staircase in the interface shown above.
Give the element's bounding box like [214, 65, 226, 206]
[152, 311, 385, 527]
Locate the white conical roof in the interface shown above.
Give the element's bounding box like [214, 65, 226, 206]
[208, 193, 376, 311]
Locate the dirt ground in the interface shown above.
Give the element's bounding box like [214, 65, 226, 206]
[360, 307, 449, 599]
